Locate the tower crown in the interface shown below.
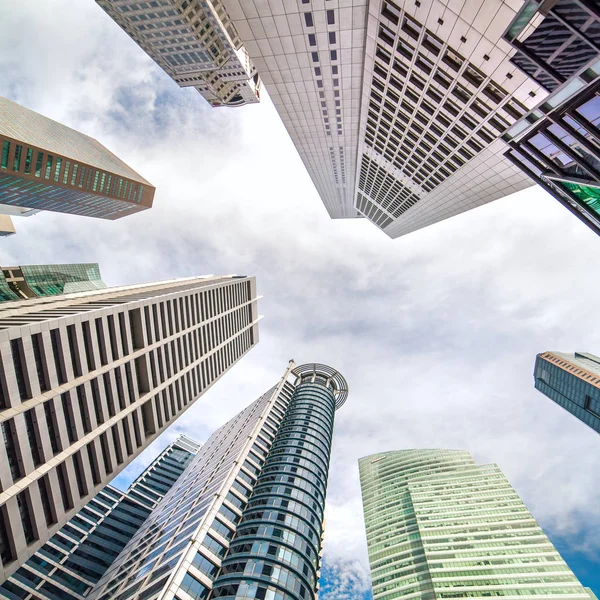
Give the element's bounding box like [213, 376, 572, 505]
[292, 363, 348, 409]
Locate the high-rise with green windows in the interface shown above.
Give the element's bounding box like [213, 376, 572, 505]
[0, 263, 107, 303]
[359, 449, 592, 600]
[0, 95, 155, 230]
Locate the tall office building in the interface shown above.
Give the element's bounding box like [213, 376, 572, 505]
[360, 449, 592, 600]
[502, 1, 600, 236]
[95, 0, 262, 108]
[98, 0, 568, 236]
[0, 435, 201, 600]
[0, 263, 107, 303]
[534, 351, 600, 435]
[0, 273, 259, 580]
[88, 361, 348, 600]
[0, 95, 155, 227]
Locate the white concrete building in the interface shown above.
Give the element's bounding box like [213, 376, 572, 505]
[0, 273, 259, 581]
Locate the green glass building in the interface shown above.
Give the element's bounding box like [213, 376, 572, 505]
[0, 263, 106, 302]
[359, 449, 593, 600]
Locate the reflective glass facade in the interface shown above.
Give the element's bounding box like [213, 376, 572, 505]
[0, 435, 201, 600]
[0, 96, 155, 219]
[360, 449, 591, 600]
[534, 351, 600, 435]
[87, 362, 348, 600]
[0, 263, 106, 303]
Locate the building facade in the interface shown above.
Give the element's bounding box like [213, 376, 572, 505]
[209, 0, 546, 232]
[0, 264, 107, 303]
[0, 95, 155, 225]
[96, 0, 599, 237]
[534, 351, 600, 435]
[359, 449, 592, 600]
[0, 273, 259, 580]
[0, 435, 201, 600]
[96, 0, 261, 108]
[502, 0, 600, 236]
[88, 361, 348, 600]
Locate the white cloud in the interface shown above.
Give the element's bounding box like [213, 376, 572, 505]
[1, 0, 599, 588]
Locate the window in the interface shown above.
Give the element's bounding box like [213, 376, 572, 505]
[308, 34, 316, 46]
[584, 395, 600, 419]
[311, 52, 319, 62]
[1, 141, 9, 169]
[180, 573, 209, 600]
[329, 31, 336, 44]
[330, 50, 337, 60]
[44, 155, 53, 179]
[304, 12, 313, 27]
[17, 491, 36, 544]
[12, 144, 22, 172]
[34, 151, 44, 177]
[327, 9, 335, 24]
[2, 420, 22, 481]
[11, 339, 30, 400]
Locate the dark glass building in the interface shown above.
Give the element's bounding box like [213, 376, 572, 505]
[0, 263, 106, 303]
[502, 0, 600, 235]
[0, 435, 201, 600]
[88, 362, 348, 600]
[534, 351, 600, 434]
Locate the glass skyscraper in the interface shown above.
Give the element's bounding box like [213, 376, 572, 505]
[359, 449, 592, 600]
[0, 263, 107, 303]
[88, 361, 348, 600]
[0, 435, 201, 600]
[534, 351, 600, 435]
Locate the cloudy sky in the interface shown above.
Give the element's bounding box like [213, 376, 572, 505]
[1, 1, 599, 597]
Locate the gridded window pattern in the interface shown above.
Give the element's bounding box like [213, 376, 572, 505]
[96, 0, 261, 107]
[359, 155, 420, 218]
[534, 352, 600, 435]
[0, 436, 200, 600]
[363, 1, 529, 207]
[359, 450, 591, 600]
[0, 275, 258, 580]
[506, 0, 600, 92]
[356, 192, 393, 229]
[89, 376, 296, 600]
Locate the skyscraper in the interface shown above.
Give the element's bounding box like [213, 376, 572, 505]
[0, 435, 201, 600]
[0, 263, 107, 303]
[502, 1, 600, 236]
[0, 273, 259, 580]
[95, 0, 261, 108]
[359, 449, 592, 600]
[88, 361, 348, 600]
[534, 351, 600, 435]
[0, 95, 155, 227]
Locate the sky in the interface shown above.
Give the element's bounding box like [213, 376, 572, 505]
[1, 1, 599, 598]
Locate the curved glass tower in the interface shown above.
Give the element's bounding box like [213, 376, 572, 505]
[359, 450, 591, 600]
[211, 363, 348, 600]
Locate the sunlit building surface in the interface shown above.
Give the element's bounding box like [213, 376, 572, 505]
[0, 273, 259, 580]
[503, 0, 600, 235]
[535, 351, 600, 435]
[360, 449, 592, 600]
[0, 263, 107, 303]
[96, 0, 261, 107]
[88, 362, 348, 600]
[0, 96, 155, 220]
[0, 435, 201, 600]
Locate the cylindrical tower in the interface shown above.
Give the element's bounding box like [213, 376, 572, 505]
[210, 363, 348, 600]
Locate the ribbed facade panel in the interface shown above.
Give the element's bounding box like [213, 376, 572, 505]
[0, 274, 260, 581]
